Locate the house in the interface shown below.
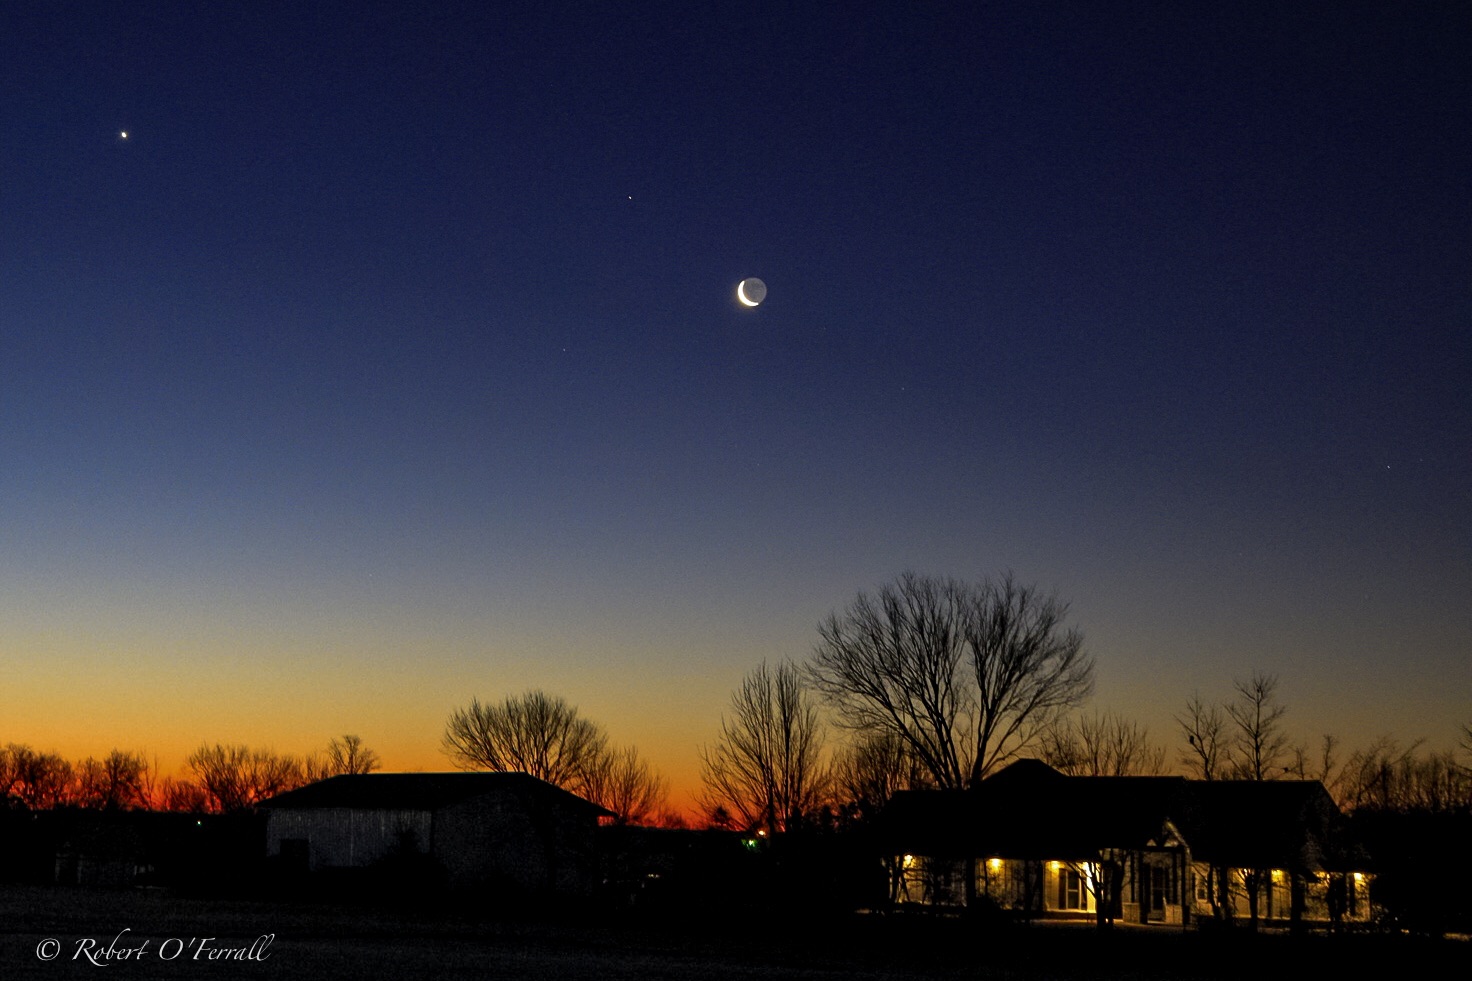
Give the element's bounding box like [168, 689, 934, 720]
[882, 761, 1193, 925]
[259, 772, 611, 898]
[879, 760, 1371, 928]
[1180, 779, 1371, 927]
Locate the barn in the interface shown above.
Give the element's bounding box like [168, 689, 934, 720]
[260, 772, 610, 898]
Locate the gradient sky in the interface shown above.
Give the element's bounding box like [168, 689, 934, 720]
[3, 1, 1468, 811]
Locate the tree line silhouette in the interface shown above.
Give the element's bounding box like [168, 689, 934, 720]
[0, 735, 379, 814]
[3, 570, 1468, 933]
[5, 572, 1468, 829]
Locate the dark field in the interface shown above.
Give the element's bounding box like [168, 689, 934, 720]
[0, 886, 1458, 980]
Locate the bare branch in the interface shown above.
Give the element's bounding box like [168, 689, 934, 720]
[442, 690, 607, 791]
[1225, 671, 1289, 780]
[581, 744, 669, 827]
[700, 660, 830, 834]
[1176, 693, 1226, 780]
[185, 744, 306, 813]
[809, 572, 1092, 790]
[1042, 710, 1166, 776]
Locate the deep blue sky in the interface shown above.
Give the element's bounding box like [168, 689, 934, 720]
[3, 1, 1468, 801]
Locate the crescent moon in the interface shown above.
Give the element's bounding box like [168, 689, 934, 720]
[736, 277, 767, 307]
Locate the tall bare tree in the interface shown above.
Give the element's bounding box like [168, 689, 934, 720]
[699, 660, 830, 834]
[808, 572, 1093, 790]
[1226, 672, 1289, 781]
[1041, 710, 1166, 776]
[1176, 693, 1228, 780]
[442, 690, 607, 790]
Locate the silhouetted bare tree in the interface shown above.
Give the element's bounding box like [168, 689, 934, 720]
[307, 734, 382, 779]
[1176, 692, 1227, 781]
[1219, 672, 1292, 929]
[75, 750, 153, 810]
[186, 744, 306, 813]
[581, 744, 669, 827]
[442, 690, 607, 789]
[808, 572, 1093, 790]
[1041, 710, 1166, 776]
[1340, 736, 1470, 813]
[699, 660, 830, 834]
[833, 730, 928, 826]
[158, 775, 210, 813]
[1288, 733, 1343, 800]
[0, 746, 19, 805]
[1227, 672, 1289, 781]
[1175, 694, 1234, 922]
[4, 745, 74, 808]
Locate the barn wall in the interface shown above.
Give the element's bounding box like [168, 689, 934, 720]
[435, 790, 600, 896]
[266, 808, 432, 870]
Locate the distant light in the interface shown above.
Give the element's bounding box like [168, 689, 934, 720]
[119, 131, 129, 139]
[756, 828, 767, 837]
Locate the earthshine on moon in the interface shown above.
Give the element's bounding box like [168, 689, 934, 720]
[737, 277, 767, 307]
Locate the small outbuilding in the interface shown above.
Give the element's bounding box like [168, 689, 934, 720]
[260, 772, 610, 899]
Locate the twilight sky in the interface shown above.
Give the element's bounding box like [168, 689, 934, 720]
[3, 1, 1468, 810]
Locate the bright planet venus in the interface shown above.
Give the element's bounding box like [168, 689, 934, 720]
[736, 277, 767, 307]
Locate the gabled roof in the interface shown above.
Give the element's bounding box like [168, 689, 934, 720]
[984, 762, 1189, 856]
[258, 771, 611, 816]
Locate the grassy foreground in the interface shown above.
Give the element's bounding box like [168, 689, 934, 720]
[0, 885, 1458, 980]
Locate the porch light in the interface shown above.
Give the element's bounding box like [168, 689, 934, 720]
[1352, 872, 1364, 882]
[1049, 861, 1061, 871]
[1271, 869, 1284, 883]
[903, 854, 915, 869]
[987, 858, 1001, 872]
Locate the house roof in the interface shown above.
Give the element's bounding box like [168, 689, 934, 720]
[1175, 779, 1347, 870]
[878, 760, 1358, 870]
[880, 762, 1187, 858]
[258, 771, 612, 816]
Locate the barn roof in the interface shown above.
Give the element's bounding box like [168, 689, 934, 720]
[258, 771, 612, 816]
